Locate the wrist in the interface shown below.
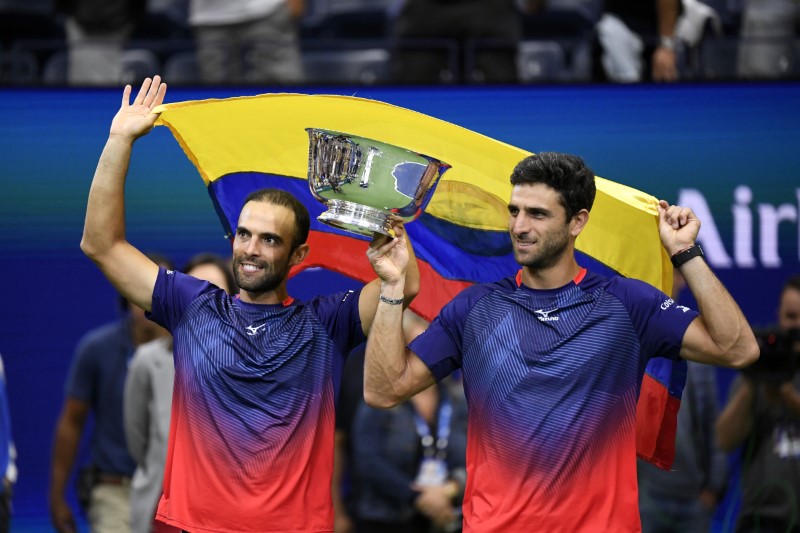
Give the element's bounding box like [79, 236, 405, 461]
[380, 281, 404, 298]
[670, 244, 704, 268]
[443, 480, 459, 500]
[108, 133, 136, 146]
[658, 35, 677, 51]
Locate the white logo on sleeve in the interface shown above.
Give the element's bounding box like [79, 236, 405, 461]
[534, 308, 559, 322]
[660, 298, 675, 310]
[246, 323, 266, 336]
[676, 305, 691, 313]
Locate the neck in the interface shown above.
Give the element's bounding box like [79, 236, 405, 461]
[239, 285, 290, 305]
[520, 252, 582, 290]
[131, 322, 168, 347]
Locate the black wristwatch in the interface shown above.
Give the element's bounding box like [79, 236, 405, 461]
[670, 244, 704, 268]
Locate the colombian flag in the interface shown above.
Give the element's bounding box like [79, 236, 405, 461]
[154, 94, 683, 469]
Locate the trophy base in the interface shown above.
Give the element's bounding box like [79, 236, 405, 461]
[318, 199, 394, 237]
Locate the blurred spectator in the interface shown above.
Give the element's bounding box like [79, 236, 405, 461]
[596, 0, 682, 82]
[54, 0, 146, 85]
[352, 375, 467, 532]
[189, 0, 304, 84]
[737, 0, 800, 79]
[332, 343, 365, 533]
[0, 355, 17, 533]
[49, 254, 173, 533]
[389, 0, 544, 84]
[124, 253, 235, 533]
[716, 273, 800, 532]
[637, 270, 729, 532]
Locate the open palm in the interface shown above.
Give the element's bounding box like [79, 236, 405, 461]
[109, 76, 167, 141]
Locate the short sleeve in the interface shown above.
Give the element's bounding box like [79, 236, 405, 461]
[408, 286, 488, 381]
[148, 267, 217, 332]
[309, 288, 366, 355]
[607, 277, 700, 361]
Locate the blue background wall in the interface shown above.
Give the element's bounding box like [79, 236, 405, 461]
[1, 82, 798, 530]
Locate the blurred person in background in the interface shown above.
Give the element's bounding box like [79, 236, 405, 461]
[596, 0, 682, 82]
[716, 274, 800, 532]
[49, 254, 173, 533]
[737, 0, 800, 79]
[352, 375, 467, 532]
[124, 253, 236, 533]
[55, 0, 146, 85]
[189, 0, 305, 84]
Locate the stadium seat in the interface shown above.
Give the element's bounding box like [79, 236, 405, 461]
[163, 50, 201, 85]
[120, 49, 161, 85]
[302, 48, 390, 84]
[516, 40, 568, 82]
[699, 37, 739, 79]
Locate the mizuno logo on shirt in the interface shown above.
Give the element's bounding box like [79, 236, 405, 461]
[246, 323, 266, 336]
[534, 308, 559, 322]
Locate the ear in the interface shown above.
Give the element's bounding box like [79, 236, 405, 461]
[290, 243, 310, 266]
[569, 209, 590, 237]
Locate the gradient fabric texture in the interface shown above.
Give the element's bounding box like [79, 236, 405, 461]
[147, 269, 365, 532]
[408, 269, 699, 532]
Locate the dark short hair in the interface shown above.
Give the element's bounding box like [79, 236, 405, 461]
[182, 252, 237, 295]
[509, 152, 596, 221]
[784, 274, 800, 295]
[241, 188, 310, 251]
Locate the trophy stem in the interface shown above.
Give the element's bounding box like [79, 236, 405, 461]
[318, 199, 393, 237]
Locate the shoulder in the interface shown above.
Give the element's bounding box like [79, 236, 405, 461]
[305, 288, 361, 313]
[451, 277, 514, 306]
[76, 319, 129, 354]
[600, 274, 669, 304]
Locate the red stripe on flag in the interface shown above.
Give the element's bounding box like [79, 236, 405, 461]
[290, 230, 470, 321]
[635, 373, 680, 470]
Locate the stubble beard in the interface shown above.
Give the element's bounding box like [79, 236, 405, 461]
[233, 255, 290, 294]
[514, 226, 570, 271]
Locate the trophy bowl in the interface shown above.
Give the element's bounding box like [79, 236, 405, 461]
[307, 128, 451, 237]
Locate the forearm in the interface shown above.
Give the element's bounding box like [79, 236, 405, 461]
[364, 281, 410, 407]
[656, 0, 678, 38]
[715, 382, 754, 452]
[681, 257, 757, 367]
[49, 419, 82, 503]
[80, 135, 134, 260]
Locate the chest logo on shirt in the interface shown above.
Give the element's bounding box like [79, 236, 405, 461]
[534, 308, 559, 322]
[246, 323, 266, 336]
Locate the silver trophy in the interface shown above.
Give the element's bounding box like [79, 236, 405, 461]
[307, 128, 451, 237]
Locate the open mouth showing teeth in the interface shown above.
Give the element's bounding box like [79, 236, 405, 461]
[242, 264, 260, 272]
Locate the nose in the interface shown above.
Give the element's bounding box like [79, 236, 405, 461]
[510, 214, 529, 237]
[243, 237, 261, 257]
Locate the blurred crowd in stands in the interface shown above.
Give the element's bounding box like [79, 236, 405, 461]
[0, 0, 798, 86]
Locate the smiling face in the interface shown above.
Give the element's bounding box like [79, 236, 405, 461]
[232, 200, 307, 301]
[507, 183, 575, 271]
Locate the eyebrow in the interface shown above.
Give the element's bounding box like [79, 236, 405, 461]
[508, 204, 553, 217]
[236, 227, 285, 244]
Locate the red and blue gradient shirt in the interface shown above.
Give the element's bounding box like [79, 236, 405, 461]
[147, 267, 365, 533]
[408, 269, 699, 533]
